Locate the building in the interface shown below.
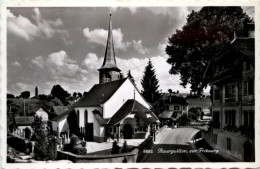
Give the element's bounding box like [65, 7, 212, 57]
[52, 13, 159, 142]
[203, 22, 255, 161]
[186, 96, 212, 117]
[159, 94, 188, 127]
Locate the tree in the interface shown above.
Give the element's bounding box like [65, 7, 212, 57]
[50, 85, 70, 103]
[20, 91, 30, 99]
[7, 93, 15, 98]
[78, 92, 82, 98]
[73, 92, 77, 98]
[166, 7, 251, 95]
[32, 116, 48, 160]
[141, 60, 162, 109]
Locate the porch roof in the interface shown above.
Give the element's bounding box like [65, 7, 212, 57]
[107, 99, 158, 126]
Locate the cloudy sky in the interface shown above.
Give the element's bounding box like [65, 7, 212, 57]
[7, 7, 254, 96]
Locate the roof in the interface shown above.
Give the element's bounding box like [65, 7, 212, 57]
[72, 78, 127, 107]
[158, 110, 173, 119]
[107, 99, 156, 126]
[52, 108, 74, 122]
[93, 113, 107, 126]
[33, 105, 50, 114]
[15, 116, 34, 126]
[203, 38, 255, 79]
[68, 101, 76, 106]
[52, 106, 68, 115]
[231, 38, 255, 63]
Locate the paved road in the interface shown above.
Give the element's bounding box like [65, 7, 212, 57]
[139, 128, 203, 162]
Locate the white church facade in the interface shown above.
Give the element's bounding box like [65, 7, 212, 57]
[52, 13, 159, 142]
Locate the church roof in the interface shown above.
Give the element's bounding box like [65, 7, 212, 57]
[99, 13, 120, 71]
[52, 106, 68, 115]
[52, 108, 74, 122]
[72, 78, 127, 107]
[107, 99, 156, 126]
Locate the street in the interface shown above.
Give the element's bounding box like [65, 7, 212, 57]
[139, 128, 203, 162]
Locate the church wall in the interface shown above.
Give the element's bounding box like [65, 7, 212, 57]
[75, 107, 102, 127]
[103, 79, 151, 119]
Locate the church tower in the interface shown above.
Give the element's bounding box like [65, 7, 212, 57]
[98, 12, 121, 84]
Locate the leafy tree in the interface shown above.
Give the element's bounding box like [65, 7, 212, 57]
[32, 116, 48, 160]
[188, 107, 201, 120]
[7, 93, 15, 98]
[166, 7, 251, 95]
[50, 85, 70, 103]
[20, 91, 30, 99]
[73, 92, 77, 98]
[141, 60, 162, 105]
[78, 92, 82, 98]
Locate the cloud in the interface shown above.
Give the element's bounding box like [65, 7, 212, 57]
[83, 53, 102, 70]
[11, 61, 21, 67]
[132, 40, 149, 54]
[31, 50, 88, 82]
[83, 27, 130, 50]
[7, 8, 68, 42]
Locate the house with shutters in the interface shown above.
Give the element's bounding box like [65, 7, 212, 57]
[52, 13, 159, 142]
[203, 22, 255, 162]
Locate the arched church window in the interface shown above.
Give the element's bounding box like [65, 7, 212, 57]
[84, 109, 88, 124]
[77, 110, 80, 124]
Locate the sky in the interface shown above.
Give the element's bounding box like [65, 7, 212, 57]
[7, 6, 255, 96]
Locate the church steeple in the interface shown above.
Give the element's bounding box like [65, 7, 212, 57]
[98, 11, 121, 84]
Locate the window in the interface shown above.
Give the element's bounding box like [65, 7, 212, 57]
[227, 138, 231, 151]
[174, 106, 179, 110]
[225, 110, 236, 126]
[213, 134, 218, 145]
[225, 84, 236, 101]
[84, 109, 88, 124]
[77, 110, 80, 124]
[243, 78, 254, 95]
[214, 88, 220, 100]
[212, 111, 220, 128]
[243, 110, 254, 128]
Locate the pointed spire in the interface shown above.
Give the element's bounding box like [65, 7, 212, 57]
[100, 11, 120, 71]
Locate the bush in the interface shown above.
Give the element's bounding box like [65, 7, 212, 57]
[73, 146, 87, 155]
[24, 127, 31, 139]
[70, 134, 78, 148]
[81, 141, 86, 147]
[121, 141, 129, 153]
[111, 141, 120, 154]
[62, 143, 73, 152]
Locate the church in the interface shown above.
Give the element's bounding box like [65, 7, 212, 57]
[52, 13, 159, 142]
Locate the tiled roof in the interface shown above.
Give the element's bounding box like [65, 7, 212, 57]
[15, 116, 34, 126]
[72, 78, 127, 107]
[52, 109, 74, 122]
[52, 106, 68, 115]
[159, 111, 173, 119]
[107, 99, 156, 126]
[232, 38, 255, 63]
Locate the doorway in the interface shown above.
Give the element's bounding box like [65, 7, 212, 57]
[123, 124, 133, 139]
